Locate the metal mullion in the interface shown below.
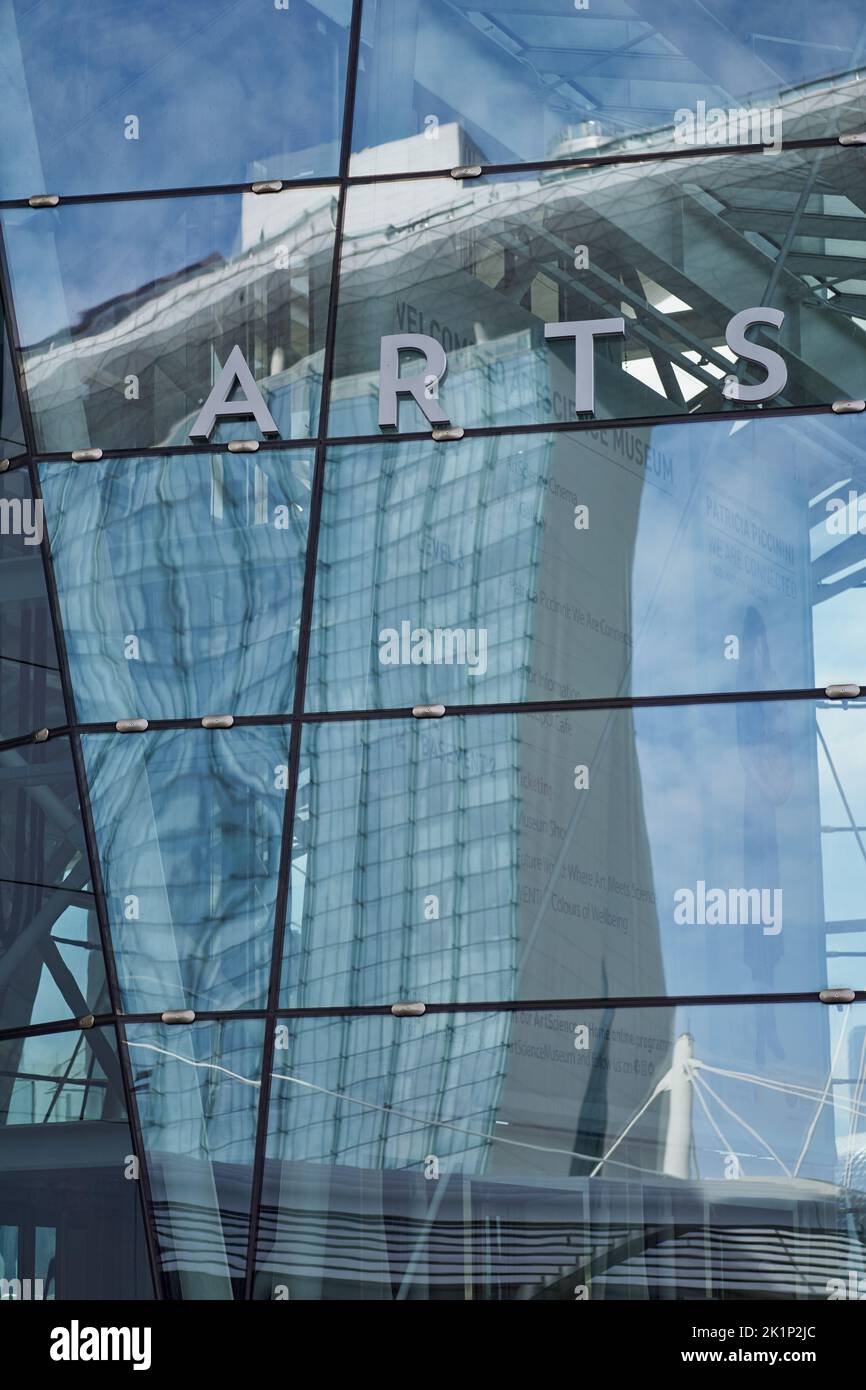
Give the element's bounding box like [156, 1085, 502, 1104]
[0, 129, 847, 212]
[0, 1016, 116, 1046]
[0, 987, 857, 1049]
[0, 222, 166, 1301]
[0, 177, 340, 211]
[1, 402, 844, 474]
[31, 436, 318, 465]
[344, 132, 842, 185]
[263, 988, 866, 1012]
[0, 683, 858, 758]
[241, 0, 365, 1301]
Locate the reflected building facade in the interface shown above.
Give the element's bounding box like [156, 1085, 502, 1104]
[1, 0, 866, 1301]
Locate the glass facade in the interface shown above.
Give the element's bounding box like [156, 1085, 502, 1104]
[2, 0, 866, 1302]
[1, 189, 336, 452]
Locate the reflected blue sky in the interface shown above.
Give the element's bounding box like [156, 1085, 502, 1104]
[3, 198, 256, 348]
[353, 0, 866, 174]
[0, 0, 353, 198]
[1, 188, 336, 450]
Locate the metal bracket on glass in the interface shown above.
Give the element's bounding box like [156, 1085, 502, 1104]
[161, 1010, 196, 1024]
[819, 988, 855, 1004]
[115, 718, 149, 733]
[391, 1002, 426, 1017]
[826, 684, 861, 699]
[27, 194, 59, 207]
[78, 1014, 95, 1029]
[226, 439, 260, 453]
[250, 180, 283, 194]
[431, 426, 464, 441]
[839, 132, 866, 145]
[32, 728, 50, 742]
[411, 704, 445, 718]
[831, 399, 866, 413]
[0, 459, 10, 474]
[450, 165, 482, 179]
[70, 448, 103, 462]
[201, 714, 234, 728]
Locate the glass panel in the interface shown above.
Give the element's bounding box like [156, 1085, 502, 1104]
[351, 0, 866, 176]
[307, 414, 866, 709]
[0, 468, 65, 742]
[1, 188, 336, 453]
[0, 0, 354, 198]
[0, 1027, 153, 1299]
[0, 738, 88, 892]
[0, 883, 107, 1032]
[330, 147, 866, 433]
[283, 699, 863, 1005]
[41, 451, 313, 722]
[126, 1018, 264, 1300]
[255, 1000, 866, 1300]
[83, 727, 290, 1014]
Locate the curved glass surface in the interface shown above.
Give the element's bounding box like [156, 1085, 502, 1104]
[306, 413, 866, 709]
[330, 147, 866, 433]
[41, 451, 312, 722]
[0, 0, 353, 198]
[351, 0, 866, 176]
[83, 727, 290, 1015]
[0, 1027, 153, 1300]
[125, 1018, 264, 1300]
[1, 188, 336, 453]
[282, 700, 864, 1005]
[255, 1002, 866, 1300]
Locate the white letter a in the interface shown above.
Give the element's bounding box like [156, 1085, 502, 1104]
[189, 345, 280, 442]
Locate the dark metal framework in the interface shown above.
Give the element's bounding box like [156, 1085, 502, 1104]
[0, 0, 861, 1299]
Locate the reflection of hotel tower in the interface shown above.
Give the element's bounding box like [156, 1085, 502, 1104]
[27, 136, 671, 1205]
[270, 134, 670, 1183]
